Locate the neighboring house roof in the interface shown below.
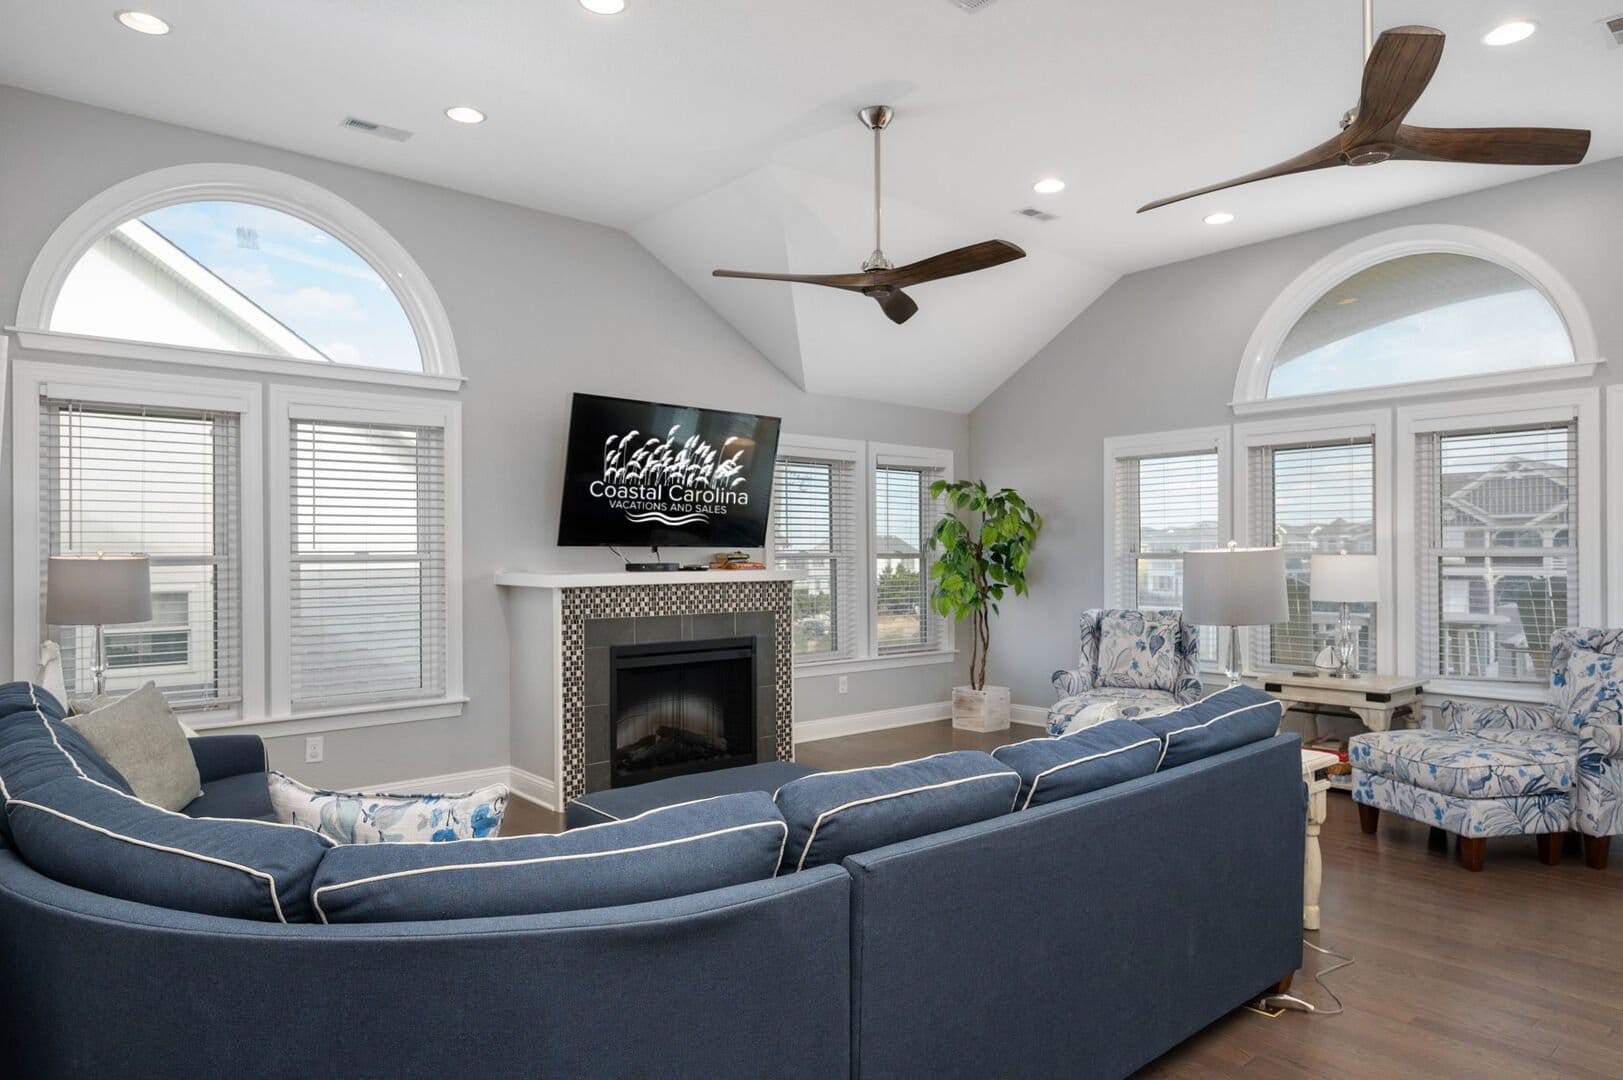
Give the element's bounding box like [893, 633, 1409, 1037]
[1443, 456, 1570, 530]
[874, 534, 919, 556]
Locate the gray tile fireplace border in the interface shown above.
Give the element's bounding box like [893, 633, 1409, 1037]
[559, 580, 794, 803]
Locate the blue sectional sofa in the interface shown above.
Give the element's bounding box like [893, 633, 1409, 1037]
[0, 682, 1303, 1079]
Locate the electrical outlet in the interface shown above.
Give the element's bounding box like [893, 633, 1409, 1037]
[304, 736, 324, 764]
[838, 675, 849, 694]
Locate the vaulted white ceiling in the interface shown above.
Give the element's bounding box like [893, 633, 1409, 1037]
[2, 0, 1620, 410]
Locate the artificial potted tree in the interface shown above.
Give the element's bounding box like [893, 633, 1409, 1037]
[926, 480, 1042, 732]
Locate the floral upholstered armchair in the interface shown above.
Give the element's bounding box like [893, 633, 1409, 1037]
[1047, 609, 1202, 735]
[1350, 627, 1622, 870]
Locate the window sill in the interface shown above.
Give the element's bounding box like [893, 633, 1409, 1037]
[1419, 679, 1548, 705]
[793, 651, 958, 678]
[8, 328, 466, 393]
[189, 696, 468, 738]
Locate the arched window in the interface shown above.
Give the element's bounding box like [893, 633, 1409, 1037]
[1235, 226, 1597, 412]
[16, 164, 460, 388]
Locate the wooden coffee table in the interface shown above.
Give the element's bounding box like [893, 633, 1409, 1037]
[1247, 671, 1425, 738]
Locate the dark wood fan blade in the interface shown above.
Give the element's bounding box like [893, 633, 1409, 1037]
[866, 286, 919, 324]
[1394, 124, 1591, 165]
[1343, 26, 1445, 145]
[711, 268, 875, 292]
[881, 240, 1026, 287]
[1137, 134, 1345, 213]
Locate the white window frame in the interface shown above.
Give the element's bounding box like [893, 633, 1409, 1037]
[1609, 386, 1623, 628]
[1101, 425, 1231, 673]
[1233, 409, 1395, 677]
[10, 163, 463, 393]
[267, 385, 465, 726]
[769, 433, 871, 668]
[10, 359, 266, 721]
[1395, 388, 1600, 701]
[1232, 225, 1603, 415]
[870, 442, 955, 661]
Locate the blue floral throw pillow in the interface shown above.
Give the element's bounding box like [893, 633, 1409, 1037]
[1095, 610, 1180, 692]
[1559, 648, 1622, 734]
[268, 771, 507, 844]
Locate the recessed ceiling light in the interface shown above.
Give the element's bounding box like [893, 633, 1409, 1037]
[1032, 178, 1066, 195]
[1483, 20, 1536, 46]
[580, 0, 627, 13]
[444, 106, 486, 125]
[115, 10, 170, 34]
[1203, 211, 1236, 226]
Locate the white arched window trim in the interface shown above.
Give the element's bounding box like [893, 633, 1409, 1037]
[10, 163, 462, 392]
[1232, 225, 1601, 416]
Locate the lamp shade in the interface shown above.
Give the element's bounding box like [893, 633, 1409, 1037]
[1182, 546, 1288, 627]
[1310, 553, 1379, 603]
[46, 554, 152, 626]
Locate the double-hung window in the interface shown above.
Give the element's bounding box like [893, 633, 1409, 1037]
[1104, 429, 1228, 666]
[21, 366, 261, 714]
[872, 445, 951, 657]
[770, 440, 862, 662]
[1245, 438, 1378, 671]
[1407, 396, 1596, 685]
[271, 388, 461, 718]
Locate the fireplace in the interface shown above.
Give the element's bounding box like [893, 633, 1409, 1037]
[609, 636, 759, 787]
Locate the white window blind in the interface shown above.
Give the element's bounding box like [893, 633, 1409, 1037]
[1416, 422, 1575, 683]
[874, 459, 948, 655]
[40, 397, 241, 710]
[1112, 450, 1221, 662]
[289, 418, 447, 711]
[771, 453, 859, 662]
[1248, 439, 1376, 671]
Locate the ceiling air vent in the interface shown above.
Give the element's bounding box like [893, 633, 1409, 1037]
[1014, 207, 1058, 223]
[949, 0, 999, 11]
[1606, 14, 1623, 46]
[341, 116, 413, 142]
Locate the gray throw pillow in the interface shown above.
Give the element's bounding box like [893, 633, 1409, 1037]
[63, 682, 202, 811]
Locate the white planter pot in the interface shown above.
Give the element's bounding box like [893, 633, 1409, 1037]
[952, 685, 1011, 733]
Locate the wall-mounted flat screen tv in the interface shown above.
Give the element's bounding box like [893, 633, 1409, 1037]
[557, 393, 782, 548]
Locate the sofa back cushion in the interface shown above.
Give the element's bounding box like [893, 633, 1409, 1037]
[992, 720, 1162, 810]
[0, 683, 132, 848]
[311, 791, 788, 924]
[1134, 685, 1282, 771]
[773, 751, 1020, 872]
[1095, 610, 1181, 691]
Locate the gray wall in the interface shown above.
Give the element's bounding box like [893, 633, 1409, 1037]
[0, 87, 971, 786]
[970, 155, 1623, 708]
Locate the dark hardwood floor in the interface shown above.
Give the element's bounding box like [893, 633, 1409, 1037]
[503, 720, 1623, 1078]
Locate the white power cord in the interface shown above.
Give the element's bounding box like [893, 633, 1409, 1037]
[1254, 938, 1353, 1015]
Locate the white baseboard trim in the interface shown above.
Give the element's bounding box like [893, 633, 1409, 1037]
[378, 765, 560, 812]
[794, 701, 951, 744]
[1010, 704, 1050, 728]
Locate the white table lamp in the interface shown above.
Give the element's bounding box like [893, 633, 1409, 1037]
[46, 553, 152, 697]
[1182, 543, 1288, 686]
[1310, 551, 1378, 678]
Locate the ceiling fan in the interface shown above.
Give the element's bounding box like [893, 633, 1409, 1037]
[1138, 0, 1591, 213]
[713, 106, 1026, 325]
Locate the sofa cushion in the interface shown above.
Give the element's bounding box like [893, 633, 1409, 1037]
[311, 791, 788, 924]
[5, 774, 331, 922]
[993, 720, 1163, 810]
[1135, 685, 1282, 771]
[567, 760, 819, 828]
[773, 750, 1019, 872]
[0, 684, 132, 803]
[63, 682, 202, 812]
[1349, 729, 1575, 799]
[1095, 610, 1181, 692]
[268, 771, 508, 844]
[184, 772, 276, 821]
[1557, 648, 1623, 735]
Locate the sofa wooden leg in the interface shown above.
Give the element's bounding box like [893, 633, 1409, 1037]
[1583, 835, 1611, 870]
[1459, 837, 1487, 872]
[1269, 973, 1294, 995]
[1357, 803, 1379, 835]
[1536, 833, 1562, 866]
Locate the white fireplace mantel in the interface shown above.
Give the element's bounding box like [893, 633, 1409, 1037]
[495, 568, 799, 590]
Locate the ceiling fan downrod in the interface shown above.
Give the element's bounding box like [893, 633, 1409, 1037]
[859, 105, 894, 271]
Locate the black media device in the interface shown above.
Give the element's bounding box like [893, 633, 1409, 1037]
[557, 393, 782, 570]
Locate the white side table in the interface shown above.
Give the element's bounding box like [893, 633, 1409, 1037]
[1301, 749, 1340, 932]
